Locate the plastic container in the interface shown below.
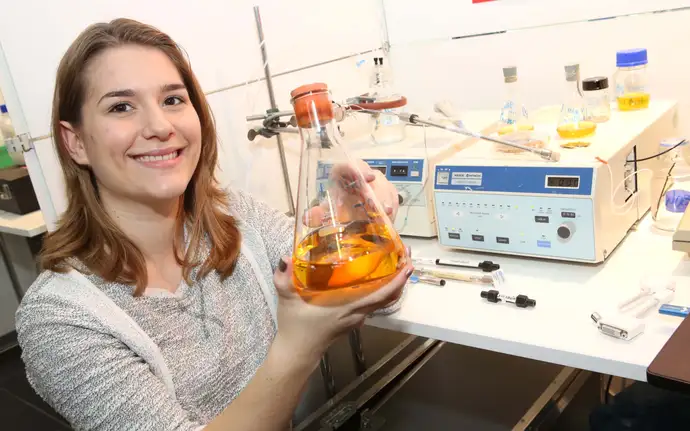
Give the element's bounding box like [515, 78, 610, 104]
[652, 138, 690, 232]
[0, 105, 23, 166]
[614, 49, 650, 111]
[582, 77, 611, 123]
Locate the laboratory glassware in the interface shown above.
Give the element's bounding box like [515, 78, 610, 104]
[498, 66, 532, 136]
[557, 64, 596, 139]
[614, 48, 650, 111]
[652, 139, 690, 232]
[582, 77, 611, 123]
[367, 57, 405, 145]
[290, 83, 408, 306]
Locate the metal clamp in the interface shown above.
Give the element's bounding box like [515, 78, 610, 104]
[5, 133, 33, 153]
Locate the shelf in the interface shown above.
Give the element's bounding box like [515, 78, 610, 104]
[0, 210, 46, 237]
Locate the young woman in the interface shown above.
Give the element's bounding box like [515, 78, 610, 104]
[15, 18, 413, 431]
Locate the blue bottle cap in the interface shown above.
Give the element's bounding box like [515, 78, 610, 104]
[616, 48, 648, 67]
[0, 105, 7, 114]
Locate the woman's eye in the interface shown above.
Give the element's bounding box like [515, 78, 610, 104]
[164, 96, 184, 106]
[109, 103, 132, 113]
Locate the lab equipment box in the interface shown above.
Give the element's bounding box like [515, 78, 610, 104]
[434, 100, 678, 263]
[0, 166, 40, 215]
[315, 109, 499, 238]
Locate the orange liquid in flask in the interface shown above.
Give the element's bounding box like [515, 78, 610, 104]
[293, 219, 404, 306]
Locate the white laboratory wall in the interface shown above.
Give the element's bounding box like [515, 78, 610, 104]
[384, 0, 690, 45]
[387, 9, 690, 137]
[0, 0, 385, 218]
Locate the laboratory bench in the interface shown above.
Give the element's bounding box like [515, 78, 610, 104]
[367, 214, 690, 383]
[297, 212, 688, 430]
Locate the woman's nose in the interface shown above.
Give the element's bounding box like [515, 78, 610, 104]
[142, 107, 174, 140]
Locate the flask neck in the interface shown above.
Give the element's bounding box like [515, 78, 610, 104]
[298, 119, 339, 150]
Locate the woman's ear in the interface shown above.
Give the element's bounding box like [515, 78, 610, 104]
[60, 121, 89, 165]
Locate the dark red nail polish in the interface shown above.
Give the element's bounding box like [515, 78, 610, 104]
[278, 259, 287, 272]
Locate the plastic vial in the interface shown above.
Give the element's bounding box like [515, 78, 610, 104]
[498, 66, 532, 136]
[582, 77, 611, 123]
[290, 82, 408, 306]
[557, 64, 596, 139]
[614, 48, 650, 111]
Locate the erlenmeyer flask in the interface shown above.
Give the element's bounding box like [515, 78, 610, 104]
[290, 83, 408, 306]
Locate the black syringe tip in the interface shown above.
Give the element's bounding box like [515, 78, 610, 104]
[516, 295, 536, 308]
[479, 261, 500, 272]
[480, 289, 500, 303]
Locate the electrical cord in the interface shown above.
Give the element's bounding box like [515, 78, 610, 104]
[653, 162, 676, 220]
[632, 139, 686, 163]
[603, 163, 651, 215]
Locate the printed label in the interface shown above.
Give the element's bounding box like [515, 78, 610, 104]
[436, 171, 450, 185]
[451, 172, 483, 186]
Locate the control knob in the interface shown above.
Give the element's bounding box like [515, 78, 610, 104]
[557, 222, 575, 242]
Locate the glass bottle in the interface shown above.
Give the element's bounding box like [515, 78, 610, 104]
[614, 48, 650, 111]
[557, 64, 596, 139]
[582, 76, 611, 123]
[290, 83, 408, 306]
[498, 66, 532, 136]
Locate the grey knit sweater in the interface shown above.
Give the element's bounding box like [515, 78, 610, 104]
[15, 189, 292, 431]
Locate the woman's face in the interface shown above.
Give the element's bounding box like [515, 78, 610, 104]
[62, 44, 202, 207]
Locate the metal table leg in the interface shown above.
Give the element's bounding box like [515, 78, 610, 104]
[349, 329, 367, 376]
[0, 234, 23, 302]
[320, 352, 337, 399]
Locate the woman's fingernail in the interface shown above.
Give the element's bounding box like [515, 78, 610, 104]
[405, 268, 414, 278]
[405, 246, 412, 257]
[278, 258, 287, 272]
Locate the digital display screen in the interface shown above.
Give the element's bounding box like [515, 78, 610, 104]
[372, 166, 387, 175]
[391, 166, 409, 177]
[546, 176, 580, 189]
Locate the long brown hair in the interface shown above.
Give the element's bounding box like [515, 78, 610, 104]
[41, 18, 241, 296]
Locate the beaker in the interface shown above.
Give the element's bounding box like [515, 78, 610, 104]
[290, 83, 408, 306]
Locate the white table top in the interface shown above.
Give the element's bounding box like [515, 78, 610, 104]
[368, 215, 690, 382]
[0, 210, 46, 237]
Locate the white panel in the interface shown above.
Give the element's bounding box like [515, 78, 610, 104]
[259, 0, 384, 74]
[0, 0, 384, 139]
[389, 10, 690, 136]
[0, 40, 29, 134]
[384, 0, 690, 45]
[0, 0, 261, 138]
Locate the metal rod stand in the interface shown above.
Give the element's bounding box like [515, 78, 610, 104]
[253, 6, 296, 216]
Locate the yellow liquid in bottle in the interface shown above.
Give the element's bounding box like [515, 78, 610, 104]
[617, 92, 650, 111]
[498, 123, 534, 136]
[556, 121, 597, 139]
[293, 219, 404, 306]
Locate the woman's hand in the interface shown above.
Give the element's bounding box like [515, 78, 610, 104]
[272, 256, 414, 363]
[304, 159, 401, 227]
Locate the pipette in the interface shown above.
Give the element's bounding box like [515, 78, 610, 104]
[393, 112, 560, 162]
